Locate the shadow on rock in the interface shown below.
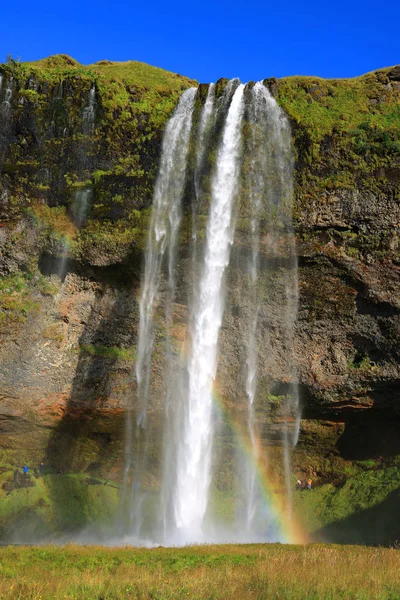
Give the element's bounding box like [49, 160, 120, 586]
[42, 257, 140, 534]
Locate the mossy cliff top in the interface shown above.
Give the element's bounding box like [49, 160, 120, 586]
[3, 53, 194, 111]
[277, 66, 400, 142]
[1, 56, 399, 263]
[272, 65, 400, 261]
[275, 65, 400, 201]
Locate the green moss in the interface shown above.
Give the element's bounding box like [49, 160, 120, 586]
[0, 54, 195, 234]
[0, 273, 40, 326]
[0, 472, 119, 540]
[26, 204, 75, 250]
[73, 219, 141, 258]
[294, 467, 400, 534]
[347, 353, 376, 371]
[36, 275, 59, 297]
[275, 68, 400, 260]
[277, 70, 400, 145]
[80, 344, 136, 362]
[91, 169, 109, 185]
[17, 89, 43, 104]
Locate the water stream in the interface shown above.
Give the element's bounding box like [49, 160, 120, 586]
[127, 80, 299, 545]
[122, 87, 197, 540]
[0, 76, 13, 165]
[170, 83, 245, 544]
[72, 188, 92, 229]
[1, 77, 13, 112]
[83, 85, 96, 134]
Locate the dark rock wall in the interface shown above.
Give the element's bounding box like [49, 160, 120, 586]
[0, 57, 399, 484]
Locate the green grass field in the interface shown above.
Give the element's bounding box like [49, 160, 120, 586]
[0, 543, 399, 599]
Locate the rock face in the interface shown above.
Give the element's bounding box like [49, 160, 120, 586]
[0, 56, 399, 505]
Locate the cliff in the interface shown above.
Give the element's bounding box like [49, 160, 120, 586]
[0, 55, 399, 543]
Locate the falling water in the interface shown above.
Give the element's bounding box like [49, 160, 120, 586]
[134, 86, 197, 428]
[129, 79, 298, 546]
[72, 188, 92, 228]
[236, 82, 299, 533]
[281, 236, 300, 521]
[49, 86, 95, 283]
[193, 83, 216, 213]
[170, 83, 245, 543]
[1, 77, 13, 113]
[190, 83, 216, 315]
[56, 80, 63, 100]
[0, 77, 14, 167]
[82, 85, 96, 134]
[239, 82, 268, 535]
[266, 91, 299, 522]
[56, 247, 69, 282]
[54, 189, 92, 282]
[121, 87, 197, 539]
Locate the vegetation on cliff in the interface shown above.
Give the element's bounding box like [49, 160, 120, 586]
[0, 54, 194, 260]
[274, 66, 400, 260]
[0, 470, 118, 541]
[1, 56, 398, 263]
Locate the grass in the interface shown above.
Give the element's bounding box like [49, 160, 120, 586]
[0, 543, 399, 599]
[277, 70, 400, 145]
[1, 458, 400, 547]
[3, 54, 193, 104]
[297, 467, 399, 526]
[80, 344, 136, 362]
[73, 217, 148, 259]
[0, 472, 120, 542]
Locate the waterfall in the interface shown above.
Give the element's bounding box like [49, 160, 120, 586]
[121, 87, 197, 540]
[193, 83, 216, 213]
[72, 188, 92, 228]
[134, 86, 197, 428]
[239, 81, 268, 535]
[171, 83, 245, 543]
[128, 79, 298, 546]
[190, 83, 216, 324]
[53, 188, 92, 282]
[56, 80, 63, 99]
[83, 85, 96, 134]
[0, 77, 14, 168]
[1, 77, 13, 113]
[235, 82, 299, 536]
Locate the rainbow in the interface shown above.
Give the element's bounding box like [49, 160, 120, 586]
[166, 332, 309, 545]
[210, 380, 308, 545]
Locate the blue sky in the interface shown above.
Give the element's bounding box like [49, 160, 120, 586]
[1, 0, 399, 82]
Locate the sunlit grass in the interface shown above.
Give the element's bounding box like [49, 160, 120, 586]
[0, 544, 399, 599]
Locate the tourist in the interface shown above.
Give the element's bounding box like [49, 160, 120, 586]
[296, 479, 302, 490]
[23, 465, 29, 478]
[307, 478, 312, 490]
[39, 462, 45, 476]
